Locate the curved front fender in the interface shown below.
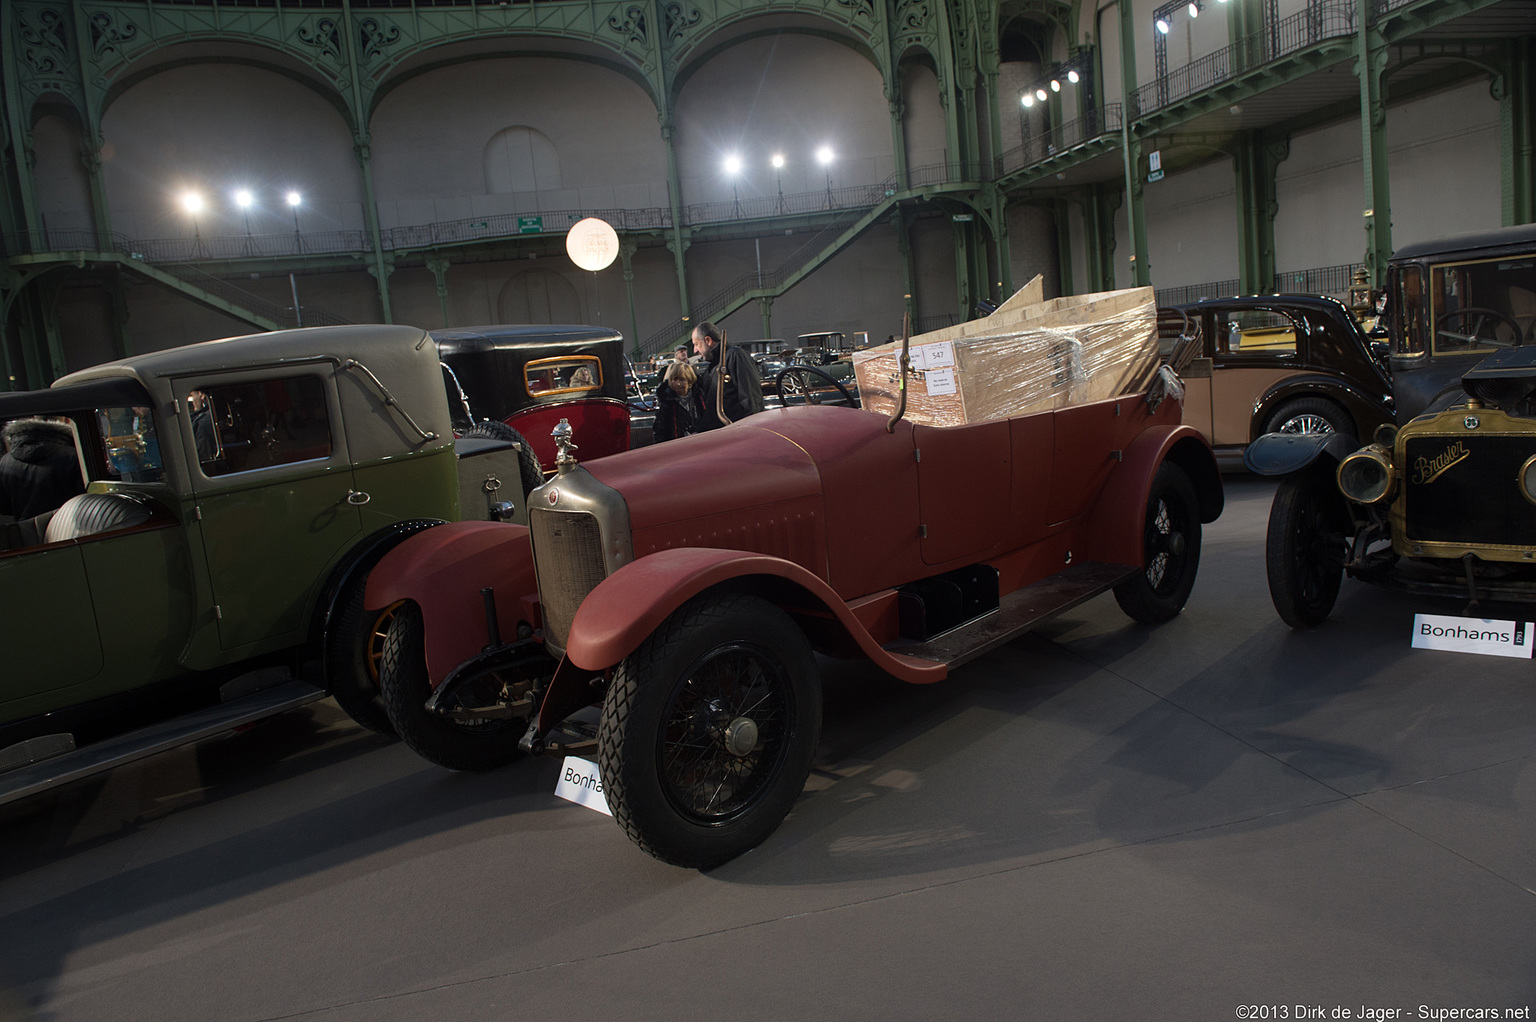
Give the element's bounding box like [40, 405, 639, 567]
[365, 520, 538, 687]
[1242, 431, 1360, 476]
[565, 547, 947, 684]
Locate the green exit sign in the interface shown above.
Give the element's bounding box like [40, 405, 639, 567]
[517, 216, 543, 234]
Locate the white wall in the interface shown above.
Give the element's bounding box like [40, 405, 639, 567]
[674, 35, 892, 203]
[1144, 156, 1239, 287]
[100, 65, 363, 241]
[371, 58, 669, 228]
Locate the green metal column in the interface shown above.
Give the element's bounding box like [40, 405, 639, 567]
[69, 0, 112, 249]
[620, 240, 642, 358]
[758, 296, 773, 340]
[1054, 197, 1075, 296]
[894, 207, 917, 325]
[1501, 37, 1534, 227]
[426, 255, 451, 328]
[985, 184, 1012, 300]
[659, 118, 691, 318]
[1234, 133, 1288, 293]
[340, 0, 393, 322]
[1117, 0, 1150, 286]
[1355, 0, 1392, 286]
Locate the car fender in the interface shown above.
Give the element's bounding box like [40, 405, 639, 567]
[312, 518, 446, 659]
[564, 547, 947, 684]
[365, 520, 539, 687]
[1081, 426, 1222, 567]
[1242, 431, 1360, 477]
[1252, 374, 1392, 440]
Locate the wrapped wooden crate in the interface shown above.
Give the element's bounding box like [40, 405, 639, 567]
[853, 282, 1161, 427]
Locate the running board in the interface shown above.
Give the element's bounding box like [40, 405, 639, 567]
[0, 681, 326, 807]
[888, 561, 1136, 670]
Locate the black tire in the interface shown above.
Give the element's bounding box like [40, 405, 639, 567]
[1114, 463, 1202, 624]
[378, 602, 526, 771]
[1265, 468, 1350, 629]
[323, 581, 397, 736]
[1263, 397, 1353, 439]
[598, 593, 821, 869]
[465, 421, 545, 496]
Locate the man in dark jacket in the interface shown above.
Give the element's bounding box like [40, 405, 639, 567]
[691, 321, 764, 429]
[0, 417, 86, 519]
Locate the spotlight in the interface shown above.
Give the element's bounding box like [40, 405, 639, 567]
[1188, 2, 1200, 16]
[1156, 16, 1171, 32]
[1022, 94, 1034, 108]
[1035, 88, 1047, 101]
[1050, 79, 1061, 92]
[233, 189, 253, 209]
[1067, 70, 1080, 83]
[180, 191, 204, 214]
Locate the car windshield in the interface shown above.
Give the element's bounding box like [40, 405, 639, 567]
[1428, 255, 1536, 355]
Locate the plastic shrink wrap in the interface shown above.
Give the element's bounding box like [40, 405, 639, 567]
[853, 282, 1162, 428]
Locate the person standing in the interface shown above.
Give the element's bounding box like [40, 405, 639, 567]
[652, 361, 707, 442]
[691, 321, 764, 429]
[0, 417, 86, 520]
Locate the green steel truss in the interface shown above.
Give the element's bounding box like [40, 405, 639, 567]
[1, 0, 1530, 384]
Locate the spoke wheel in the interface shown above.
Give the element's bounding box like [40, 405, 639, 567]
[599, 594, 820, 868]
[379, 602, 528, 771]
[1114, 463, 1203, 623]
[1265, 468, 1350, 629]
[1263, 397, 1352, 440]
[324, 581, 397, 735]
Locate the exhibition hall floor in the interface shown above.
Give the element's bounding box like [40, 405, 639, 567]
[2, 477, 1533, 1021]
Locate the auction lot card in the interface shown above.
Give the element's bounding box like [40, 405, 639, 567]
[1411, 613, 1534, 659]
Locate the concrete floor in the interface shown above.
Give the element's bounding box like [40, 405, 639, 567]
[1, 477, 1533, 1021]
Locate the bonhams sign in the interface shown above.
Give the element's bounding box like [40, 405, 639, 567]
[1412, 613, 1534, 659]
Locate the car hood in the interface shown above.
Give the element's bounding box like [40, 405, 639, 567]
[583, 416, 823, 531]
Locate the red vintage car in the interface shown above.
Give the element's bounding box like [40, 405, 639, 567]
[365, 326, 1223, 868]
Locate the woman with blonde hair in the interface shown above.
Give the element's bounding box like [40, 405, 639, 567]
[652, 360, 706, 442]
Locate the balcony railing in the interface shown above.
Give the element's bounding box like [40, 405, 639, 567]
[1132, 0, 1357, 116]
[1154, 263, 1363, 306]
[996, 105, 1124, 177]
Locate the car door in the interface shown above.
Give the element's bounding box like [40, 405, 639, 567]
[175, 370, 363, 652]
[1210, 307, 1304, 445]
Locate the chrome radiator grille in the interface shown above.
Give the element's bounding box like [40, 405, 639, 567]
[529, 507, 608, 652]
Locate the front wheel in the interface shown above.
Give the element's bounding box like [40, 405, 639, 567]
[1114, 463, 1202, 624]
[1265, 469, 1350, 629]
[598, 594, 821, 869]
[378, 603, 527, 771]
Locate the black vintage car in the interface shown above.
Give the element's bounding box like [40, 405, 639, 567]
[434, 324, 631, 472]
[1170, 294, 1394, 466]
[1245, 222, 1536, 627]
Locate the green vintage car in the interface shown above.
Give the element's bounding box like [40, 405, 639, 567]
[0, 324, 537, 803]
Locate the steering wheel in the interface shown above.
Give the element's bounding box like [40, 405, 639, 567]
[775, 364, 857, 407]
[1435, 307, 1523, 350]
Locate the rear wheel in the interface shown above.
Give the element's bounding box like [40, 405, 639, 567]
[598, 594, 820, 868]
[324, 581, 397, 736]
[1263, 397, 1352, 439]
[1114, 463, 1202, 624]
[379, 603, 527, 771]
[1266, 469, 1350, 628]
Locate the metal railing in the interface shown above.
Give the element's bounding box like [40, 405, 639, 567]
[1132, 0, 1357, 116]
[995, 105, 1124, 177]
[1155, 263, 1363, 305]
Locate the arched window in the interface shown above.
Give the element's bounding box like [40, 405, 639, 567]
[483, 126, 561, 194]
[497, 269, 582, 323]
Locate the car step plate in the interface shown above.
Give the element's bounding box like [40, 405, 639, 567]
[0, 681, 326, 807]
[890, 560, 1136, 671]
